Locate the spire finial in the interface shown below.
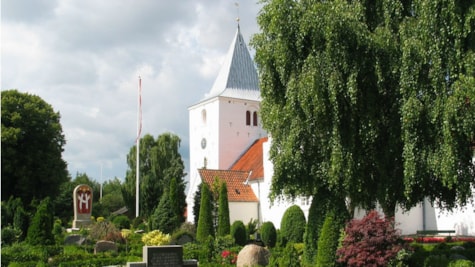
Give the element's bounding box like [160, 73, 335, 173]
[235, 2, 240, 26]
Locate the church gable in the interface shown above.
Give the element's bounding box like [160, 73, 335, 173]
[198, 169, 258, 202]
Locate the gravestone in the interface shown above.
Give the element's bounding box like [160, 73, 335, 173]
[94, 240, 118, 254]
[64, 234, 87, 245]
[143, 245, 183, 267]
[126, 263, 146, 267]
[72, 184, 93, 228]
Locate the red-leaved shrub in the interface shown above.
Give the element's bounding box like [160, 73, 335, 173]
[337, 210, 408, 267]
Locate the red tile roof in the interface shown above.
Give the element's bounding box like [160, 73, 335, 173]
[198, 169, 258, 202]
[230, 137, 267, 180]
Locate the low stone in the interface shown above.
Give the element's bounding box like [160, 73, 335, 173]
[64, 234, 86, 245]
[236, 244, 270, 267]
[94, 240, 118, 254]
[450, 253, 468, 260]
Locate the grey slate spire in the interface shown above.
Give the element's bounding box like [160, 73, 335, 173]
[205, 26, 260, 101]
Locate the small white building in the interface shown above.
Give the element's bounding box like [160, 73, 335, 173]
[186, 25, 475, 236]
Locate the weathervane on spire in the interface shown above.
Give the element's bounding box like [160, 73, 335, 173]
[235, 2, 240, 26]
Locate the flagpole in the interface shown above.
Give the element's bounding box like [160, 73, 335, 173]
[136, 76, 142, 218]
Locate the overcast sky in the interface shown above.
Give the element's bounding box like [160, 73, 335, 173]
[2, 1, 261, 183]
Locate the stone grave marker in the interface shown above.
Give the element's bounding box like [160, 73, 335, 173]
[72, 184, 93, 228]
[143, 245, 183, 267]
[64, 234, 86, 245]
[94, 240, 118, 254]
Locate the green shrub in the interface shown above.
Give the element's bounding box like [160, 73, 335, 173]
[199, 235, 215, 263]
[279, 242, 301, 267]
[183, 242, 202, 260]
[424, 254, 450, 267]
[214, 235, 236, 254]
[388, 248, 413, 267]
[316, 211, 342, 267]
[141, 230, 171, 246]
[13, 204, 29, 241]
[26, 197, 55, 245]
[1, 225, 22, 245]
[88, 220, 121, 242]
[1, 243, 48, 266]
[448, 260, 475, 267]
[246, 218, 258, 238]
[112, 215, 130, 229]
[260, 221, 277, 248]
[231, 220, 247, 246]
[170, 228, 196, 244]
[280, 205, 306, 245]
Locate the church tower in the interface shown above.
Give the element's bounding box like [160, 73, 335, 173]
[186, 26, 266, 222]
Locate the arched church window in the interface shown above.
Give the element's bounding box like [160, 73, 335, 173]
[246, 111, 251, 126]
[253, 111, 258, 126]
[202, 109, 207, 125]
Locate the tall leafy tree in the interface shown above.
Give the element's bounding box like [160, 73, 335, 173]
[122, 133, 186, 219]
[251, 0, 475, 217]
[1, 90, 68, 205]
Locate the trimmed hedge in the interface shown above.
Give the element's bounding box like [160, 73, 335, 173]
[230, 220, 247, 246]
[280, 205, 306, 246]
[260, 221, 277, 248]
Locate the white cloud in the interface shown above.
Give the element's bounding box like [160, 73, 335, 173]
[1, 0, 261, 182]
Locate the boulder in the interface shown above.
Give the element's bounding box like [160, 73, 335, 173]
[236, 244, 270, 267]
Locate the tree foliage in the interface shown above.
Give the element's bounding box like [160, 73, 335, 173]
[252, 0, 475, 216]
[1, 90, 68, 205]
[122, 133, 186, 219]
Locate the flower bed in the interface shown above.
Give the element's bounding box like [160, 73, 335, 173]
[403, 236, 475, 243]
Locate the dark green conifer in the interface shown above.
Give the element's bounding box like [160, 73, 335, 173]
[196, 183, 214, 242]
[26, 197, 54, 245]
[217, 181, 230, 236]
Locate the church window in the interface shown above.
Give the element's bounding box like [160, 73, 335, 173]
[253, 111, 258, 126]
[246, 111, 251, 126]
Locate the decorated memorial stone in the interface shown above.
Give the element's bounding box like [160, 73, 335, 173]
[73, 184, 93, 228]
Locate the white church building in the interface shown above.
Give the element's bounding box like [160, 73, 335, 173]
[185, 25, 475, 236]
